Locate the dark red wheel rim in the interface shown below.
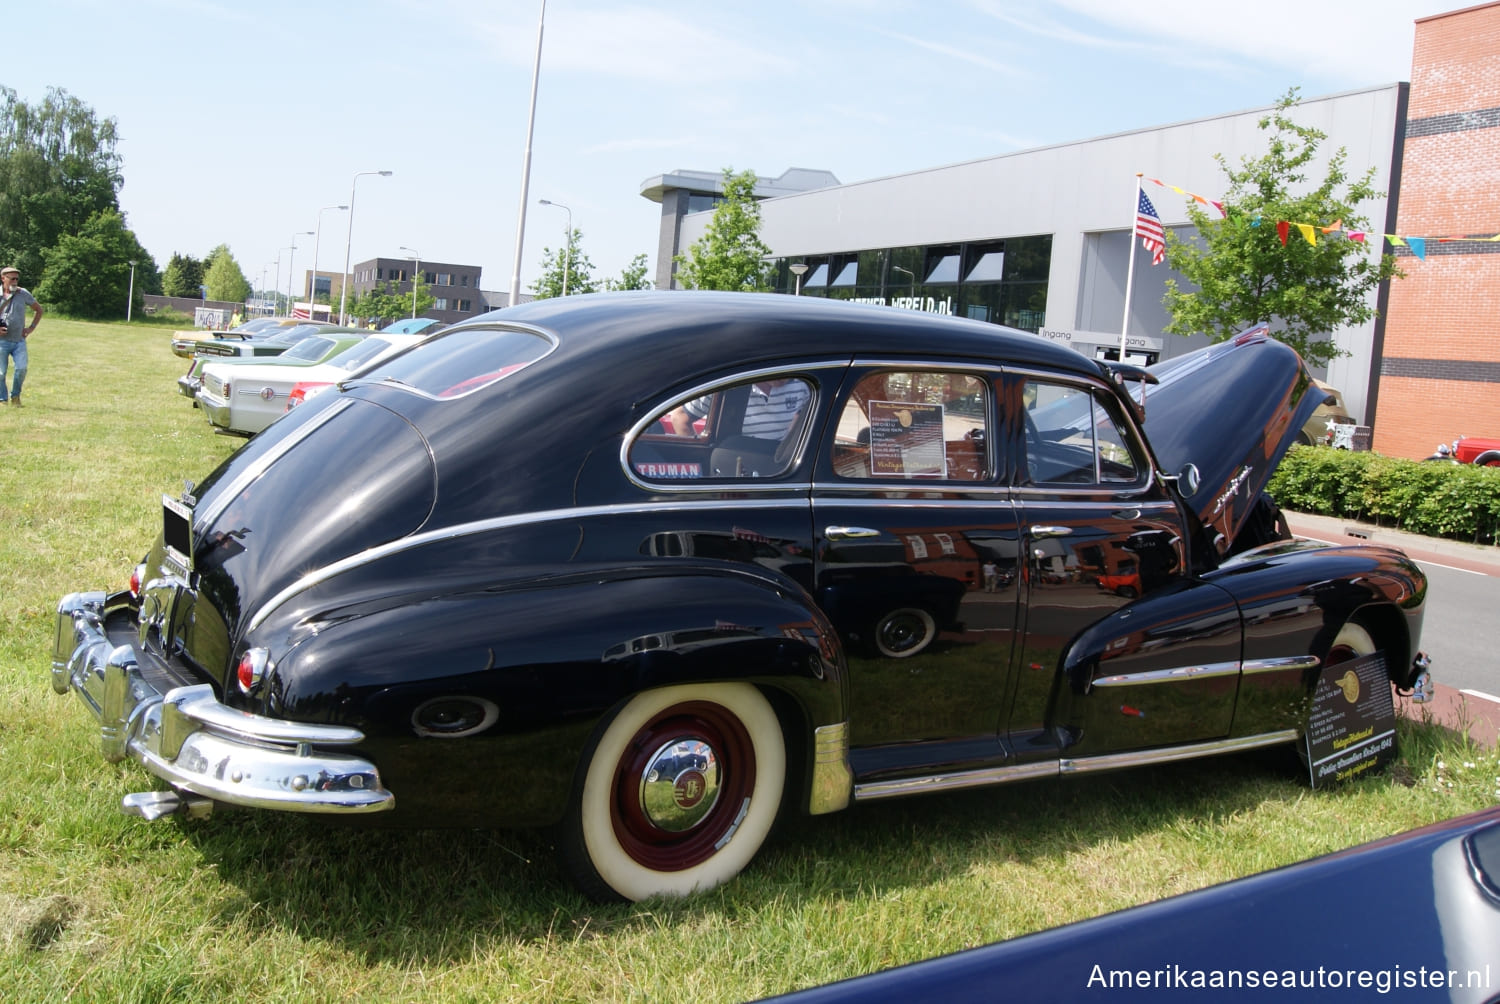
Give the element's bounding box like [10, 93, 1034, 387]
[610, 701, 756, 872]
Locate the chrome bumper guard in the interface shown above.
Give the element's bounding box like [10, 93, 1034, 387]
[52, 591, 394, 817]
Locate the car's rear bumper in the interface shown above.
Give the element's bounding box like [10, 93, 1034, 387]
[51, 591, 394, 817]
[198, 389, 231, 428]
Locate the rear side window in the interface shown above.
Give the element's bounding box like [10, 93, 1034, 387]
[629, 375, 817, 481]
[830, 370, 989, 481]
[355, 326, 552, 399]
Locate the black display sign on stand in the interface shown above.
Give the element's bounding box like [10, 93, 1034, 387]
[1304, 652, 1397, 788]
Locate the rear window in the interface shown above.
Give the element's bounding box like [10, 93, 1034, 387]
[267, 324, 324, 346]
[327, 337, 394, 373]
[354, 326, 552, 399]
[281, 336, 338, 362]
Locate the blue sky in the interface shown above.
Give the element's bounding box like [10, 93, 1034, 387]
[8, 0, 1456, 298]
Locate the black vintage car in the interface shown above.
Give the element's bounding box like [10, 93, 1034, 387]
[52, 292, 1431, 902]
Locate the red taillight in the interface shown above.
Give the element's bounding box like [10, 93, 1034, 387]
[129, 563, 145, 598]
[236, 647, 269, 693]
[286, 381, 332, 410]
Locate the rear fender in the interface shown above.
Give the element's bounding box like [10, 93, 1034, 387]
[259, 565, 846, 826]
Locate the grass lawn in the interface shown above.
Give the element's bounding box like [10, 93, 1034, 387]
[1, 318, 1496, 1002]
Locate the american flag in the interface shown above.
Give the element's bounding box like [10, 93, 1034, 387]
[1135, 189, 1166, 265]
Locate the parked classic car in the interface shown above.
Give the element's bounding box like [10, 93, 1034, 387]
[764, 804, 1500, 1003]
[170, 317, 294, 358]
[176, 323, 361, 400]
[197, 333, 421, 435]
[1426, 435, 1500, 466]
[51, 292, 1432, 902]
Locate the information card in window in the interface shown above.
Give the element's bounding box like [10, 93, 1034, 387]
[868, 400, 946, 477]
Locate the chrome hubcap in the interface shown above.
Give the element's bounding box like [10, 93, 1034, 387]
[639, 737, 720, 833]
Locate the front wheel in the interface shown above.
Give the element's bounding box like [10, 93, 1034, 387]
[1327, 622, 1376, 665]
[561, 682, 785, 901]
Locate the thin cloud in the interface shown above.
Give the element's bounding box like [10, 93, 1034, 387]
[866, 24, 1031, 78]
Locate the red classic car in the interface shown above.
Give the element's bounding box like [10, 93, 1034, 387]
[1427, 435, 1500, 466]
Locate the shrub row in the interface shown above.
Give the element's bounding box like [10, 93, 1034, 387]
[1269, 446, 1500, 546]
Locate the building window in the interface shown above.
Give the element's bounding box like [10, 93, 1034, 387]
[460, 275, 469, 287]
[434, 297, 449, 310]
[455, 299, 472, 311]
[435, 273, 453, 286]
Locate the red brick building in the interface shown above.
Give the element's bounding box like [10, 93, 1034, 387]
[1373, 2, 1500, 459]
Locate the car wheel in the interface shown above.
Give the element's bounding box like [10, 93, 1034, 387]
[1474, 450, 1500, 467]
[1326, 622, 1375, 665]
[873, 607, 937, 658]
[562, 682, 784, 902]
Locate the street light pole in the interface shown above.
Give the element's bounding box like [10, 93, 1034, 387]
[399, 246, 421, 318]
[339, 169, 394, 325]
[789, 262, 808, 296]
[538, 199, 571, 297]
[310, 205, 348, 323]
[126, 260, 137, 320]
[287, 231, 313, 318]
[509, 0, 547, 306]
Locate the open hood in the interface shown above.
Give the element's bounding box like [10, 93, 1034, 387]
[1141, 327, 1325, 553]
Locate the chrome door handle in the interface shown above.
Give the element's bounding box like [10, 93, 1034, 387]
[825, 526, 882, 540]
[1029, 525, 1073, 539]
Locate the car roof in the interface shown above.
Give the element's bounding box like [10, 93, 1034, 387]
[465, 291, 1102, 386]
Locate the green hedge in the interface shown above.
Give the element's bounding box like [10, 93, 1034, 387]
[1269, 446, 1500, 545]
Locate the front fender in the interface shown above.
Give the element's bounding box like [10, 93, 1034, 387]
[258, 565, 847, 827]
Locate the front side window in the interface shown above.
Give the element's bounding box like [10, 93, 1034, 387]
[1024, 380, 1143, 485]
[629, 375, 816, 482]
[830, 370, 989, 481]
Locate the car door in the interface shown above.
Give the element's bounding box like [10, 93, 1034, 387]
[812, 363, 1024, 787]
[1007, 370, 1242, 759]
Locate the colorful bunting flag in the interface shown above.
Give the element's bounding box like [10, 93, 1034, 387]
[1142, 170, 1500, 262]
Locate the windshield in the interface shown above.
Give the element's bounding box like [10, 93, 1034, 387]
[354, 325, 552, 398]
[281, 336, 337, 362]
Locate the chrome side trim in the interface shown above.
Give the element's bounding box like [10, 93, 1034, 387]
[1058, 730, 1300, 775]
[248, 496, 810, 631]
[853, 760, 1058, 801]
[196, 399, 354, 531]
[808, 722, 852, 815]
[1242, 655, 1320, 675]
[1093, 661, 1241, 688]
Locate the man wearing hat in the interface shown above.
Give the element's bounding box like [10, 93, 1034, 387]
[0, 265, 43, 406]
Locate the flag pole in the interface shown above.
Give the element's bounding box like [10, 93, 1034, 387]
[1119, 172, 1144, 364]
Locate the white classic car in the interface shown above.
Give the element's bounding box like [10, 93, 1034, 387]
[198, 333, 427, 435]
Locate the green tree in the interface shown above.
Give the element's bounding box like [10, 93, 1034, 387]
[603, 253, 653, 291]
[673, 168, 773, 292]
[1162, 89, 1400, 368]
[0, 86, 124, 284]
[162, 253, 205, 298]
[530, 228, 598, 298]
[34, 208, 156, 318]
[203, 244, 251, 303]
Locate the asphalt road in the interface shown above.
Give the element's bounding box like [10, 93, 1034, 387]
[1408, 557, 1500, 700]
[1285, 513, 1500, 701]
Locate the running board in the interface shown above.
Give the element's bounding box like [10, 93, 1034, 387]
[852, 730, 1300, 802]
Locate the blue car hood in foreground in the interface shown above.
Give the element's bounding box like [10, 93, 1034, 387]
[764, 805, 1500, 1003]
